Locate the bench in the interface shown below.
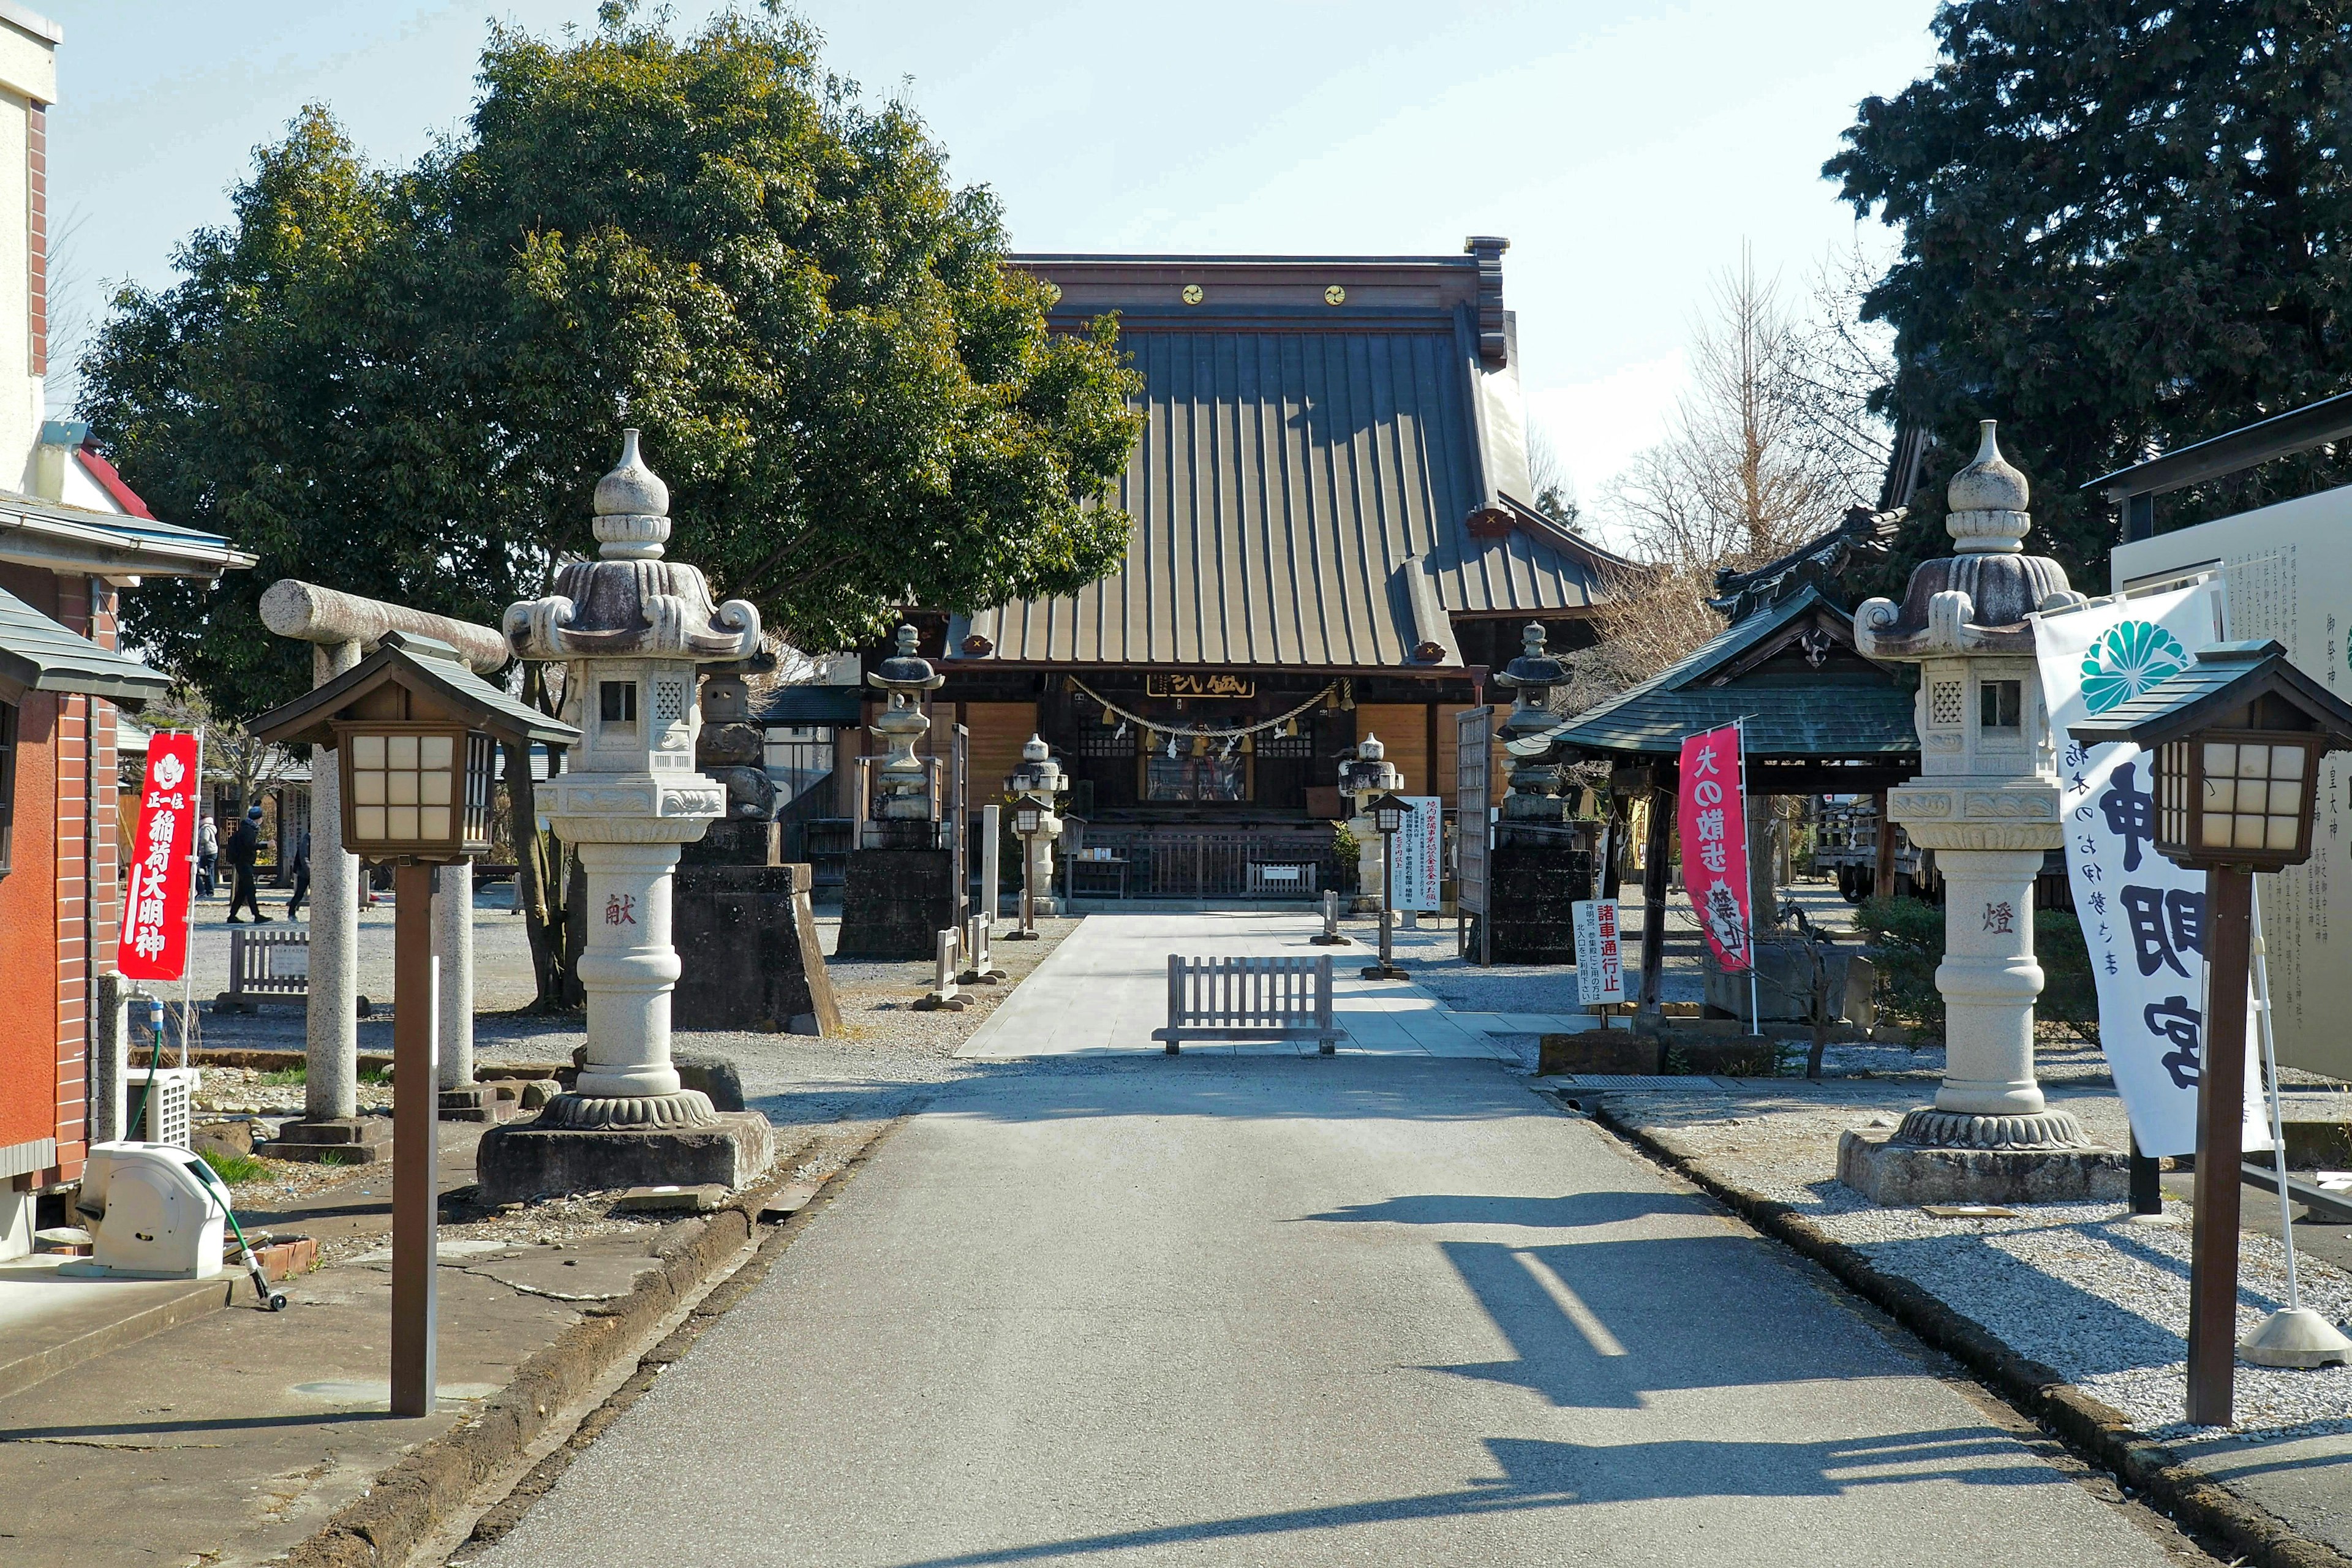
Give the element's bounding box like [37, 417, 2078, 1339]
[1154, 954, 1338, 1055]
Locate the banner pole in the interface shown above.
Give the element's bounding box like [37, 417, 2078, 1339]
[2250, 882, 2302, 1311]
[181, 726, 204, 1067]
[1739, 719, 1758, 1035]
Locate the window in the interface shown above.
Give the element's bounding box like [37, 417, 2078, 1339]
[763, 725, 835, 805]
[599, 680, 637, 727]
[1979, 679, 2022, 731]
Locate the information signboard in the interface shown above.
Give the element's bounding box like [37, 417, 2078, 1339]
[1392, 795, 1442, 912]
[1571, 898, 1626, 1008]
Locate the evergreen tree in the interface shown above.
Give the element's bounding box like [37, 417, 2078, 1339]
[1827, 1, 2352, 592]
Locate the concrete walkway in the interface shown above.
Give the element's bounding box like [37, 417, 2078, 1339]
[470, 944, 2189, 1566]
[957, 913, 1526, 1061]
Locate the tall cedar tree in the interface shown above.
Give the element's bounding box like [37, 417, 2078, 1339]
[1826, 2, 2352, 597]
[80, 7, 1141, 718]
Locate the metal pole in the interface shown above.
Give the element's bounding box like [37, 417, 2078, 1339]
[2251, 884, 2302, 1311]
[390, 859, 439, 1419]
[2187, 862, 2252, 1428]
[182, 727, 205, 1066]
[1740, 721, 1759, 1034]
[981, 804, 1000, 929]
[2128, 1133, 2164, 1216]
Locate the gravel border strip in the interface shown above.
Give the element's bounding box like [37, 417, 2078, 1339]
[277, 1120, 898, 1568]
[1577, 1090, 2352, 1568]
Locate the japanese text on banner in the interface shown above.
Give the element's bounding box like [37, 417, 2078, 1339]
[118, 733, 201, 982]
[2031, 582, 2264, 1157]
[1676, 724, 1752, 973]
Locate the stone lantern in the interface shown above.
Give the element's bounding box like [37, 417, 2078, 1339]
[1844, 421, 2122, 1204]
[837, 622, 962, 959]
[869, 624, 946, 830]
[480, 430, 773, 1202]
[1492, 622, 1573, 823]
[1339, 733, 1403, 912]
[1005, 734, 1068, 936]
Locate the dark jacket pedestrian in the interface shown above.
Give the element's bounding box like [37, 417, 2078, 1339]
[284, 829, 311, 919]
[225, 808, 267, 922]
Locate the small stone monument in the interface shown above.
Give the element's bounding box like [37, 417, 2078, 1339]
[835, 624, 960, 959]
[478, 430, 774, 1202]
[671, 668, 842, 1035]
[1484, 622, 1595, 964]
[1844, 422, 2125, 1203]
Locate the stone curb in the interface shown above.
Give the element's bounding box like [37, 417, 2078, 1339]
[276, 1134, 876, 1568]
[1586, 1097, 2352, 1568]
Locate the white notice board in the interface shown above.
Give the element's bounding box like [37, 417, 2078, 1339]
[1392, 796, 1442, 912]
[1572, 899, 1626, 1007]
[2113, 488, 2350, 1076]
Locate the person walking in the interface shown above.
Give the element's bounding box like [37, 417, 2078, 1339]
[284, 827, 311, 919]
[225, 805, 267, 922]
[195, 814, 219, 897]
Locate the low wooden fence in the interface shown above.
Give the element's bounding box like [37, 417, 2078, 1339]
[1153, 954, 1338, 1055]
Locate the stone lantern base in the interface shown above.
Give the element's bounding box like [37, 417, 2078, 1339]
[838, 846, 959, 960]
[478, 1110, 774, 1205]
[1838, 1113, 2128, 1206]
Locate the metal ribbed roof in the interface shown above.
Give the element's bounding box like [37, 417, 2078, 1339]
[948, 254, 1631, 672]
[0, 582, 170, 707]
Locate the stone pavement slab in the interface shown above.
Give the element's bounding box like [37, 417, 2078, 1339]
[957, 913, 1520, 1061]
[0, 1256, 236, 1401]
[470, 1055, 2190, 1568]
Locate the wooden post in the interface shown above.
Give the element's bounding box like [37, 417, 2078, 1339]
[1637, 788, 1673, 1019]
[390, 859, 438, 1419]
[2188, 864, 2252, 1428]
[1872, 788, 1896, 899]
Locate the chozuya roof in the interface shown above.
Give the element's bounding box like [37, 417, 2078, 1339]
[944, 244, 1645, 673]
[505, 430, 761, 665]
[249, 631, 580, 750]
[0, 581, 170, 708]
[1519, 583, 1918, 761]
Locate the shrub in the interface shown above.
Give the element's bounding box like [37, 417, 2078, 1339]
[200, 1148, 270, 1185]
[1854, 894, 2101, 1046]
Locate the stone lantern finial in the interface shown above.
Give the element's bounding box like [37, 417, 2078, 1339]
[1022, 733, 1050, 764]
[1944, 420, 2030, 556]
[591, 428, 672, 561]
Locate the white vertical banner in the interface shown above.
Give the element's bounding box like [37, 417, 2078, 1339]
[1392, 796, 1442, 911]
[2032, 582, 2264, 1157]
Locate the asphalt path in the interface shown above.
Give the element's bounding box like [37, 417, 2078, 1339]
[470, 1053, 2190, 1567]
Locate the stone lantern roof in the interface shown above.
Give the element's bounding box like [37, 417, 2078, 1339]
[1853, 421, 2079, 662]
[869, 624, 945, 696]
[505, 430, 763, 663]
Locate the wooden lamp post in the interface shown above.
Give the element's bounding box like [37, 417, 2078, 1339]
[252, 632, 578, 1417]
[2071, 639, 2352, 1426]
[1360, 791, 1414, 981]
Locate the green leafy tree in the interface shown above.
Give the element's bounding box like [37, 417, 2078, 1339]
[1826, 1, 2352, 595]
[81, 5, 1140, 1006]
[82, 4, 1140, 714]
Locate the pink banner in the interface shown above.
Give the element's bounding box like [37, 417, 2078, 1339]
[1677, 723, 1752, 973]
[119, 732, 200, 981]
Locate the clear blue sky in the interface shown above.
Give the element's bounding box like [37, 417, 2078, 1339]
[40, 1, 1944, 539]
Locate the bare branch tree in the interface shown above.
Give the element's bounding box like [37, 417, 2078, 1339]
[1526, 421, 1581, 529]
[1582, 240, 1893, 692]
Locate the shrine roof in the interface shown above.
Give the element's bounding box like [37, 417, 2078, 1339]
[1529, 585, 1920, 761]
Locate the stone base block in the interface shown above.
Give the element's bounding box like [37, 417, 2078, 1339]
[477, 1111, 774, 1205]
[837, 848, 959, 960]
[263, 1116, 392, 1164]
[438, 1085, 511, 1124]
[1838, 1129, 2129, 1207]
[674, 862, 842, 1035]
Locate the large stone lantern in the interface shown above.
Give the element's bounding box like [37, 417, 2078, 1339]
[1339, 734, 1403, 912]
[1005, 735, 1067, 935]
[480, 431, 774, 1200]
[1492, 622, 1573, 823]
[1844, 422, 2122, 1203]
[869, 624, 946, 828]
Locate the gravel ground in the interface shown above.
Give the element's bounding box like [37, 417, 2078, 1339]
[1599, 1081, 2352, 1441]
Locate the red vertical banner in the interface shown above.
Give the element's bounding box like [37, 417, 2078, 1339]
[119, 732, 200, 981]
[1677, 723, 1752, 973]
